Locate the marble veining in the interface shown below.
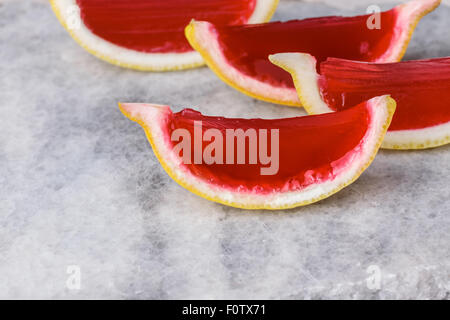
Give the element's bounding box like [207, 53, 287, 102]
[0, 0, 449, 299]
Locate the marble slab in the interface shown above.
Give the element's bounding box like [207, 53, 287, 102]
[0, 0, 449, 299]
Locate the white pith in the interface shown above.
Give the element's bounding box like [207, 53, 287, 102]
[189, 21, 300, 105]
[121, 98, 391, 209]
[50, 0, 277, 71]
[270, 52, 450, 150]
[375, 0, 441, 62]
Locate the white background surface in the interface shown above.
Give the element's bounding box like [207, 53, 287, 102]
[0, 0, 449, 299]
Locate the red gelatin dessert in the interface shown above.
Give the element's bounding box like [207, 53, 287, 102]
[50, 0, 279, 70]
[270, 53, 450, 149]
[186, 0, 440, 105]
[119, 96, 395, 209]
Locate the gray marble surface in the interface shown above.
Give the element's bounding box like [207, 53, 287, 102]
[1, 0, 449, 299]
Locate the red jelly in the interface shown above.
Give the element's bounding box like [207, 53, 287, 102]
[166, 104, 370, 192]
[216, 10, 398, 89]
[76, 0, 256, 53]
[319, 58, 450, 131]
